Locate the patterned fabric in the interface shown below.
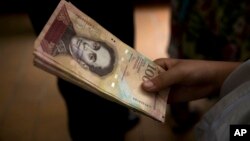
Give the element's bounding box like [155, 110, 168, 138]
[169, 0, 250, 61]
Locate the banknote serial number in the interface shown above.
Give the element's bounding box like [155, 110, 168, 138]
[132, 97, 152, 108]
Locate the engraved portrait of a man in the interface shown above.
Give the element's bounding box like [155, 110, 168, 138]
[68, 35, 116, 76]
[43, 24, 116, 77]
[41, 7, 116, 77]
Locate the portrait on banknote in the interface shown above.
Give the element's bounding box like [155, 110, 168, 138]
[69, 36, 116, 76]
[40, 5, 116, 77]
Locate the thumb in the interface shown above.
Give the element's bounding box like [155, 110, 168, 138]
[142, 69, 181, 92]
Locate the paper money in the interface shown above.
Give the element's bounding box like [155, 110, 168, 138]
[33, 0, 169, 122]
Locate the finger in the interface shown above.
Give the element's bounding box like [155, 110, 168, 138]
[154, 58, 168, 69]
[167, 85, 215, 103]
[154, 58, 178, 70]
[142, 68, 182, 92]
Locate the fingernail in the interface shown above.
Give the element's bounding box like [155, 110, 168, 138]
[143, 80, 155, 89]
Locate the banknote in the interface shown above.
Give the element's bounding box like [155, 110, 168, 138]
[33, 0, 169, 122]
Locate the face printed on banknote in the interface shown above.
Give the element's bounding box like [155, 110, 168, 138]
[40, 5, 116, 77]
[69, 36, 116, 76]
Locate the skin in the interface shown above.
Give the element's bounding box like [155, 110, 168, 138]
[141, 58, 241, 103]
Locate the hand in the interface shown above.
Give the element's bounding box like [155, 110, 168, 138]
[142, 58, 241, 103]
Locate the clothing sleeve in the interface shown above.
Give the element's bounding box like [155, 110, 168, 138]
[220, 60, 250, 98]
[195, 60, 250, 141]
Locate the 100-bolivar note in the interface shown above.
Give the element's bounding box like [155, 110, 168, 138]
[33, 0, 169, 122]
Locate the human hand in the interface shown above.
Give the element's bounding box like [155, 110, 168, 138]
[142, 58, 241, 103]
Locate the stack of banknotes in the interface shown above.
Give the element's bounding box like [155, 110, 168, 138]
[33, 0, 169, 122]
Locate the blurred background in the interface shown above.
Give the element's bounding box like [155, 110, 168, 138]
[0, 0, 216, 141]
